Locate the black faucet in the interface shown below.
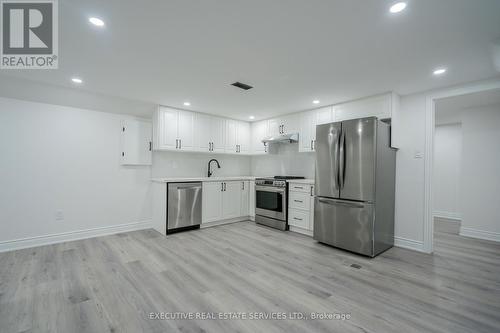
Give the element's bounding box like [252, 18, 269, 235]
[207, 159, 221, 177]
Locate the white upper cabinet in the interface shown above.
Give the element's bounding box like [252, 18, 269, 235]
[251, 120, 269, 154]
[334, 93, 393, 122]
[237, 121, 250, 153]
[299, 106, 333, 152]
[194, 113, 225, 153]
[299, 110, 316, 152]
[225, 119, 238, 153]
[268, 114, 299, 136]
[154, 106, 194, 151]
[315, 106, 334, 125]
[194, 113, 211, 152]
[121, 118, 152, 165]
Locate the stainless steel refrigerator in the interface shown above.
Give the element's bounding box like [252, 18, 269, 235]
[314, 117, 396, 257]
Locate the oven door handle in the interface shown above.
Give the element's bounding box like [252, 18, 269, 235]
[255, 185, 286, 193]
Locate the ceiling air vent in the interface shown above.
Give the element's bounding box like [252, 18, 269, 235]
[231, 82, 253, 90]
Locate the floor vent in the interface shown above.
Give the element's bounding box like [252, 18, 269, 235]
[350, 263, 362, 269]
[231, 82, 253, 90]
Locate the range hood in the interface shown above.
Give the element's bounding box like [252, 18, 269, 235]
[262, 133, 299, 144]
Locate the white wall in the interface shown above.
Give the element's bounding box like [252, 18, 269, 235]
[250, 144, 315, 178]
[0, 97, 152, 251]
[393, 93, 427, 249]
[433, 124, 462, 220]
[460, 105, 500, 241]
[152, 152, 250, 178]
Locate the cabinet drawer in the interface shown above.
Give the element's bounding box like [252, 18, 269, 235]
[288, 209, 309, 229]
[289, 191, 310, 210]
[289, 183, 309, 193]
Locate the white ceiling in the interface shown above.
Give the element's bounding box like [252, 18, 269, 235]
[2, 0, 500, 120]
[435, 88, 500, 125]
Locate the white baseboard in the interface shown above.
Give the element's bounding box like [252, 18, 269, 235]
[200, 217, 250, 229]
[459, 227, 500, 243]
[433, 211, 462, 221]
[0, 219, 153, 253]
[289, 226, 313, 237]
[394, 236, 426, 253]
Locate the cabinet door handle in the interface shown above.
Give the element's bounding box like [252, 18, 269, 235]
[224, 182, 226, 191]
[176, 139, 179, 149]
[149, 141, 152, 151]
[293, 217, 303, 221]
[313, 140, 315, 150]
[179, 139, 181, 149]
[242, 182, 244, 190]
[221, 182, 223, 192]
[294, 200, 303, 203]
[310, 140, 313, 150]
[294, 186, 304, 189]
[310, 186, 314, 196]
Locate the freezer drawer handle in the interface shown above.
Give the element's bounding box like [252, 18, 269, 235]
[318, 198, 364, 209]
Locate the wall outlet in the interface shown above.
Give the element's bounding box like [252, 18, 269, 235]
[55, 210, 64, 221]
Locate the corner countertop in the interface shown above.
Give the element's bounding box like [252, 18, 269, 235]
[286, 179, 315, 185]
[151, 176, 258, 183]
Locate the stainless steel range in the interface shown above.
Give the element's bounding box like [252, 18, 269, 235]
[255, 176, 305, 230]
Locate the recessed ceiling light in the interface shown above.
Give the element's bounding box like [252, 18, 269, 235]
[249, 116, 255, 120]
[389, 2, 407, 13]
[183, 102, 191, 106]
[89, 17, 105, 27]
[312, 100, 320, 104]
[71, 77, 83, 84]
[433, 68, 447, 76]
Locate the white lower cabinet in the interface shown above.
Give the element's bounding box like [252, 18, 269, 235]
[222, 181, 242, 219]
[240, 181, 250, 216]
[288, 183, 315, 235]
[202, 182, 224, 223]
[202, 180, 251, 224]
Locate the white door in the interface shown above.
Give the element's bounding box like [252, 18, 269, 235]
[194, 113, 211, 152]
[222, 181, 242, 219]
[251, 120, 268, 153]
[121, 118, 152, 165]
[225, 119, 238, 152]
[202, 182, 223, 223]
[159, 107, 178, 150]
[177, 110, 194, 150]
[211, 117, 226, 153]
[240, 181, 249, 216]
[299, 111, 315, 152]
[237, 121, 250, 153]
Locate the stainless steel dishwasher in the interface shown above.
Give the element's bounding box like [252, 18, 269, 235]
[167, 182, 202, 234]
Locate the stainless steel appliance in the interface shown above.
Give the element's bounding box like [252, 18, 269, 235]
[167, 182, 202, 234]
[255, 176, 305, 231]
[314, 117, 396, 257]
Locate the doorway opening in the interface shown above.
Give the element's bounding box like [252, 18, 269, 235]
[432, 88, 500, 252]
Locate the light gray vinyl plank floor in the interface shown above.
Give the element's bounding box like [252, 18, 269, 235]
[1, 220, 500, 333]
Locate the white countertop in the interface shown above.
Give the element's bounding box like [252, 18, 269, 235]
[151, 176, 258, 183]
[152, 176, 315, 184]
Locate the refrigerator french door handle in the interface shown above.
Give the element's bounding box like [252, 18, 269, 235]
[339, 130, 346, 189]
[318, 198, 364, 208]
